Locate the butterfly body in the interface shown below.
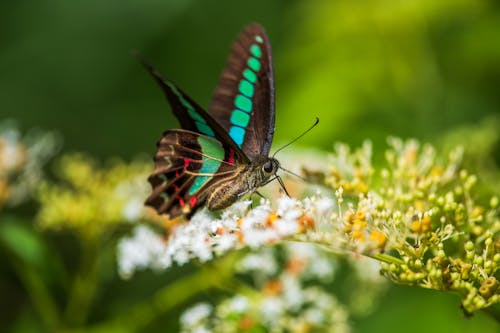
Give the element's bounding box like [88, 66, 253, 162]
[206, 156, 279, 210]
[143, 23, 280, 218]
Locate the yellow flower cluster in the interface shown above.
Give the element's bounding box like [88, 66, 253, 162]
[320, 138, 500, 315]
[326, 141, 373, 195]
[36, 154, 151, 237]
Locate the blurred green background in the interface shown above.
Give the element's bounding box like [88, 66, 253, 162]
[1, 0, 499, 332]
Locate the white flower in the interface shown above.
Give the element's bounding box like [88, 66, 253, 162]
[117, 226, 170, 278]
[117, 194, 341, 277]
[180, 303, 212, 327]
[238, 250, 278, 276]
[282, 274, 304, 310]
[260, 297, 285, 324]
[304, 308, 325, 325]
[274, 218, 299, 236]
[222, 200, 252, 218]
[122, 197, 144, 222]
[277, 196, 301, 220]
[308, 257, 335, 281]
[214, 233, 238, 254]
[228, 296, 249, 313]
[315, 197, 334, 215]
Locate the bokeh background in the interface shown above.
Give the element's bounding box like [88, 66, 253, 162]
[1, 0, 499, 332]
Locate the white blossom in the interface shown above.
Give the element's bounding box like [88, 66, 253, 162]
[179, 303, 212, 327]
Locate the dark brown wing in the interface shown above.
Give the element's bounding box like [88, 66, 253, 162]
[145, 129, 239, 218]
[208, 23, 275, 161]
[137, 55, 251, 163]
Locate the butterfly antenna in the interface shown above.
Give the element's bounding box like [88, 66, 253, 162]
[279, 166, 307, 182]
[272, 117, 319, 158]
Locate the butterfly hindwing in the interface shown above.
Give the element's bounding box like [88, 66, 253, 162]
[209, 23, 275, 161]
[145, 129, 239, 218]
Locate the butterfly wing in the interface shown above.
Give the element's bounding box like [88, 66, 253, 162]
[145, 129, 240, 218]
[208, 23, 275, 161]
[139, 57, 250, 163]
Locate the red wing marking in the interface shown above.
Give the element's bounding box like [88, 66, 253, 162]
[228, 148, 235, 165]
[183, 157, 191, 169]
[172, 183, 184, 206]
[189, 196, 197, 207]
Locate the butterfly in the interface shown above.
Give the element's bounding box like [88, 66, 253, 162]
[142, 23, 287, 218]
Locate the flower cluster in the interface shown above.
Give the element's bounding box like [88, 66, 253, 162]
[316, 138, 499, 314]
[0, 121, 58, 208]
[119, 137, 499, 315]
[36, 154, 152, 237]
[118, 196, 330, 278]
[180, 243, 352, 333]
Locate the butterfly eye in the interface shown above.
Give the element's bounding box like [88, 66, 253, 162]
[263, 161, 274, 173]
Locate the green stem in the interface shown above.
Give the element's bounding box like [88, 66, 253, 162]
[75, 253, 239, 333]
[8, 252, 61, 332]
[367, 253, 405, 265]
[63, 235, 101, 328]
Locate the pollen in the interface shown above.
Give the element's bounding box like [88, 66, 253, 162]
[286, 257, 306, 275]
[298, 215, 314, 232]
[236, 230, 244, 243]
[263, 279, 283, 296]
[352, 230, 365, 242]
[370, 230, 387, 249]
[266, 212, 279, 226]
[412, 216, 431, 233]
[238, 316, 255, 331]
[216, 226, 226, 235]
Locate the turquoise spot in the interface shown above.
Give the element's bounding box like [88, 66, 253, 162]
[250, 44, 262, 58]
[230, 110, 250, 127]
[187, 108, 206, 124]
[195, 122, 215, 137]
[229, 126, 245, 147]
[239, 80, 254, 97]
[247, 57, 261, 72]
[255, 36, 263, 43]
[234, 95, 252, 112]
[243, 69, 257, 84]
[166, 82, 196, 115]
[189, 136, 224, 194]
[160, 192, 169, 200]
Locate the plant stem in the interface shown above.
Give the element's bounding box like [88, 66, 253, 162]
[63, 235, 101, 328]
[74, 253, 238, 333]
[9, 252, 61, 332]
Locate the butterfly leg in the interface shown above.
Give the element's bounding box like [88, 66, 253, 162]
[248, 190, 265, 208]
[260, 176, 291, 198]
[276, 176, 291, 198]
[255, 190, 266, 199]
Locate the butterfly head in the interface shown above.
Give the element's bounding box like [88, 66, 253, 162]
[260, 157, 280, 180]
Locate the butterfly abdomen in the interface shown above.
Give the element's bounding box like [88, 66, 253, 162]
[206, 165, 263, 210]
[206, 178, 246, 210]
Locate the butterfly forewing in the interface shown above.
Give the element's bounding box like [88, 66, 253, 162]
[209, 23, 275, 161]
[145, 129, 240, 218]
[139, 57, 250, 163]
